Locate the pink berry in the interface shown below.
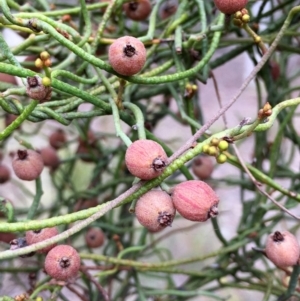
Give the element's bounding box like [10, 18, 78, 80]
[26, 227, 59, 253]
[85, 227, 105, 248]
[108, 36, 146, 76]
[192, 156, 214, 180]
[123, 0, 152, 21]
[0, 165, 10, 184]
[39, 147, 60, 169]
[44, 245, 81, 281]
[213, 0, 248, 15]
[265, 231, 300, 268]
[49, 129, 66, 149]
[125, 139, 168, 180]
[171, 180, 219, 222]
[12, 149, 44, 181]
[135, 190, 176, 232]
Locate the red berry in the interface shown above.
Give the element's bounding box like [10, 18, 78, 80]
[39, 147, 60, 169]
[265, 231, 300, 268]
[85, 227, 105, 248]
[12, 149, 44, 181]
[0, 232, 16, 244]
[135, 190, 176, 232]
[49, 129, 66, 150]
[123, 0, 151, 21]
[125, 139, 168, 180]
[213, 0, 248, 14]
[74, 198, 98, 211]
[108, 36, 146, 76]
[26, 227, 59, 253]
[171, 180, 219, 222]
[44, 245, 81, 281]
[160, 2, 177, 19]
[0, 165, 10, 184]
[76, 130, 99, 162]
[192, 156, 214, 180]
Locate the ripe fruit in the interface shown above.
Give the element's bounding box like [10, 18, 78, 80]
[108, 36, 146, 76]
[44, 245, 81, 281]
[10, 237, 36, 258]
[123, 0, 151, 21]
[125, 139, 168, 180]
[26, 76, 52, 101]
[135, 190, 176, 232]
[49, 129, 66, 149]
[0, 165, 10, 184]
[160, 2, 177, 19]
[192, 156, 214, 180]
[12, 149, 44, 181]
[265, 230, 300, 268]
[25, 227, 59, 253]
[213, 0, 248, 15]
[74, 198, 98, 211]
[0, 232, 16, 244]
[76, 130, 99, 162]
[171, 180, 219, 222]
[39, 147, 60, 169]
[85, 227, 105, 248]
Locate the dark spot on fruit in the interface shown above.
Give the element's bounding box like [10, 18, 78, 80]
[17, 150, 28, 160]
[27, 76, 39, 88]
[123, 44, 137, 57]
[129, 2, 138, 11]
[60, 256, 71, 268]
[157, 211, 173, 227]
[152, 157, 166, 171]
[273, 231, 284, 242]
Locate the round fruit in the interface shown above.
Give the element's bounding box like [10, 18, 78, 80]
[171, 180, 219, 222]
[108, 36, 146, 76]
[160, 2, 177, 19]
[74, 198, 98, 211]
[125, 139, 168, 180]
[123, 0, 151, 21]
[85, 227, 105, 248]
[76, 130, 99, 162]
[192, 156, 214, 180]
[218, 140, 229, 151]
[12, 149, 44, 181]
[39, 147, 60, 169]
[265, 230, 300, 268]
[213, 0, 248, 15]
[49, 129, 66, 149]
[26, 227, 59, 253]
[135, 190, 176, 232]
[44, 245, 81, 281]
[0, 165, 10, 184]
[0, 232, 16, 244]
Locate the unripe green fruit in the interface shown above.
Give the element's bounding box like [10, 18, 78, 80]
[218, 140, 229, 151]
[216, 153, 227, 164]
[108, 36, 146, 76]
[208, 146, 218, 156]
[44, 245, 81, 281]
[125, 139, 167, 180]
[26, 227, 59, 253]
[213, 0, 248, 15]
[12, 149, 44, 181]
[135, 190, 176, 232]
[171, 180, 219, 222]
[265, 231, 300, 268]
